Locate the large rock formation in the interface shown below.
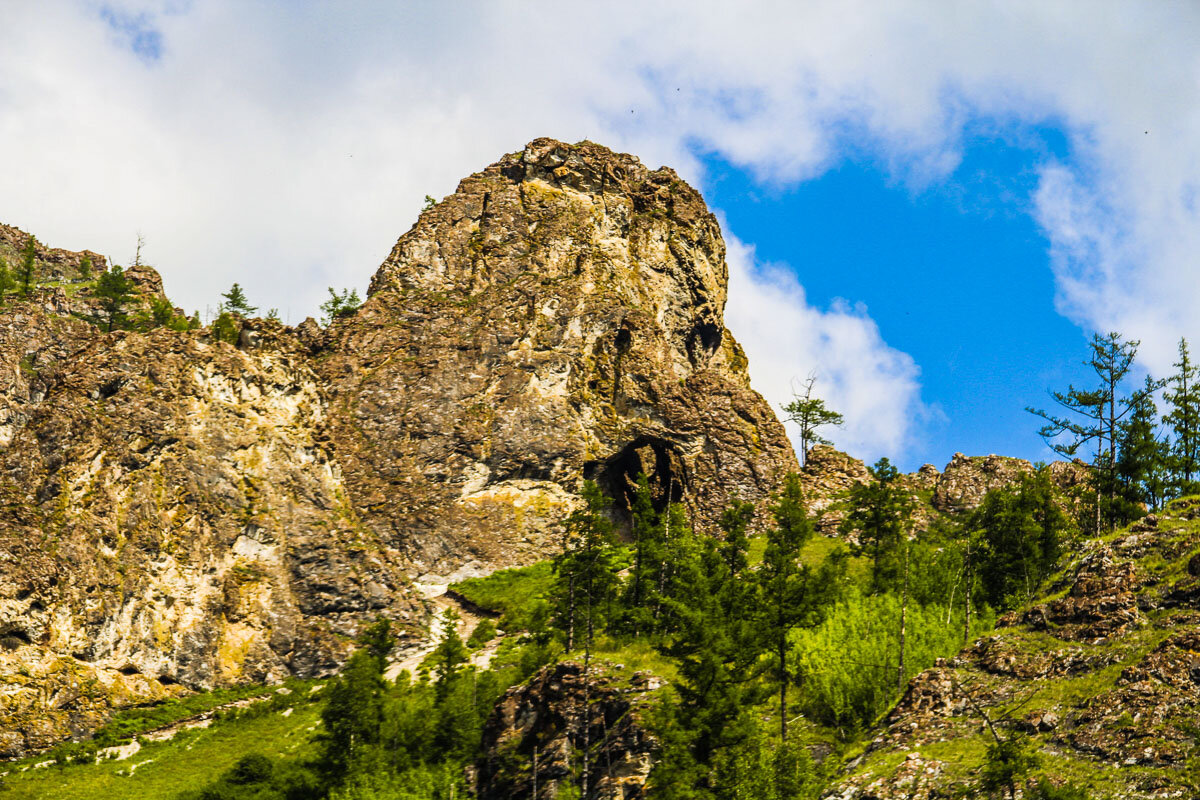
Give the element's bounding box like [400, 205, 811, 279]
[317, 137, 798, 578]
[0, 138, 797, 755]
[474, 660, 660, 800]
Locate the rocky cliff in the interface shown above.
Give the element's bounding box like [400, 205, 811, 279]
[827, 500, 1200, 799]
[316, 138, 797, 579]
[0, 138, 797, 756]
[474, 660, 660, 800]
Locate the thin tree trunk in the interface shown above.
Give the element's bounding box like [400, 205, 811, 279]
[582, 578, 592, 800]
[963, 538, 972, 649]
[898, 539, 909, 694]
[779, 630, 788, 743]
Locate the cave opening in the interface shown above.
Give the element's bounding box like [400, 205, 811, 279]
[584, 435, 688, 536]
[687, 320, 722, 365]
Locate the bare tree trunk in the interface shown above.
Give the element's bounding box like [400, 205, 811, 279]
[898, 539, 909, 694]
[963, 537, 972, 649]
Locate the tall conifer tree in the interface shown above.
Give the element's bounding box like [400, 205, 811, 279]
[1166, 337, 1200, 494]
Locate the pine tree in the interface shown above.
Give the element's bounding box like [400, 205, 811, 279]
[220, 282, 258, 316]
[1165, 337, 1200, 495]
[841, 457, 913, 593]
[1118, 375, 1169, 510]
[320, 287, 362, 324]
[973, 472, 1073, 608]
[621, 473, 665, 637]
[0, 257, 13, 302]
[757, 473, 814, 743]
[430, 609, 469, 702]
[783, 373, 844, 466]
[94, 265, 135, 332]
[652, 502, 764, 795]
[17, 236, 37, 296]
[320, 650, 386, 780]
[1027, 332, 1145, 532]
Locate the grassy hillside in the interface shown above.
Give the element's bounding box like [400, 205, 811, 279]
[0, 684, 323, 800]
[830, 496, 1200, 799]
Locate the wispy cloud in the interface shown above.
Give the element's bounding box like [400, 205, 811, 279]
[0, 1, 1196, 458]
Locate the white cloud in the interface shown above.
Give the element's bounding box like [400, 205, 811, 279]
[1, 0, 1197, 457]
[723, 232, 924, 463]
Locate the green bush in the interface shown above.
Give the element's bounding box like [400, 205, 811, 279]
[451, 561, 555, 632]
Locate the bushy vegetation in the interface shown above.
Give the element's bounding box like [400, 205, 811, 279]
[450, 560, 555, 632]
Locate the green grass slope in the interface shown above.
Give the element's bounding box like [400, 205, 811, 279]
[0, 684, 323, 800]
[830, 496, 1200, 799]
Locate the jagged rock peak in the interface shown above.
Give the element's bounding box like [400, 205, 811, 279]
[320, 138, 797, 575]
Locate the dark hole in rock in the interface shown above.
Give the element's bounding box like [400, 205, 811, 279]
[687, 320, 722, 364]
[158, 674, 179, 686]
[615, 327, 632, 353]
[590, 435, 688, 535]
[97, 377, 124, 399]
[119, 664, 141, 675]
[0, 632, 30, 650]
[0, 623, 32, 652]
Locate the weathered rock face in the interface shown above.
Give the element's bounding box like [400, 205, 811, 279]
[475, 660, 660, 800]
[0, 138, 798, 755]
[0, 223, 107, 283]
[930, 452, 1035, 513]
[318, 138, 798, 577]
[0, 306, 421, 757]
[827, 498, 1200, 799]
[800, 445, 873, 514]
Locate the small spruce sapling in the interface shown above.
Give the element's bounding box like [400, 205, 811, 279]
[220, 282, 257, 316]
[18, 236, 37, 296]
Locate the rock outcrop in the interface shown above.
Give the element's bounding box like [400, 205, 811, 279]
[0, 138, 798, 755]
[827, 497, 1200, 799]
[317, 138, 797, 578]
[0, 223, 107, 283]
[475, 660, 660, 800]
[930, 452, 1036, 513]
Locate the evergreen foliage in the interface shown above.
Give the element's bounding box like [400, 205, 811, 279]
[783, 374, 844, 466]
[212, 311, 240, 344]
[1027, 332, 1150, 531]
[0, 257, 14, 301]
[94, 265, 136, 332]
[17, 235, 37, 296]
[840, 457, 913, 593]
[220, 283, 258, 316]
[972, 471, 1073, 609]
[1165, 337, 1200, 495]
[320, 287, 361, 324]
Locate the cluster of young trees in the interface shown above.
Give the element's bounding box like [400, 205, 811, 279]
[0, 234, 364, 339]
[1029, 332, 1200, 532]
[547, 475, 838, 799]
[182, 614, 557, 800]
[176, 458, 1085, 800]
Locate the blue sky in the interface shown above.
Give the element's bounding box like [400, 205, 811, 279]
[1, 1, 1197, 473]
[699, 127, 1100, 470]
